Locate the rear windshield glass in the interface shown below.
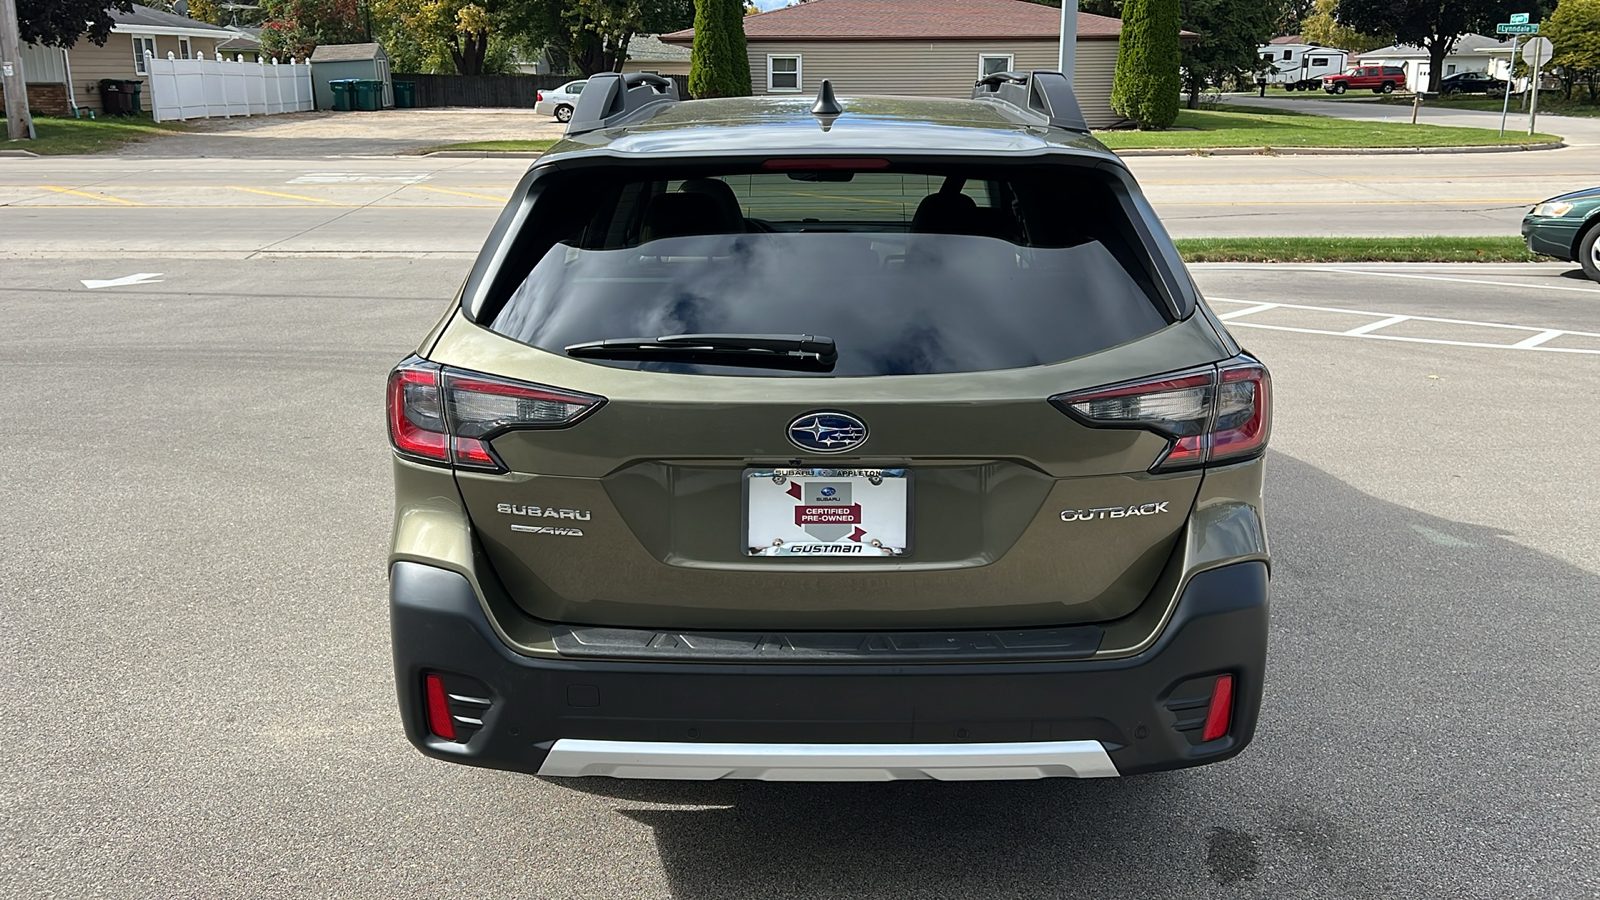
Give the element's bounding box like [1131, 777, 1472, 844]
[483, 165, 1173, 377]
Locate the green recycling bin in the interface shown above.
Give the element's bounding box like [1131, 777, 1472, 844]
[123, 79, 144, 115]
[329, 79, 354, 111]
[393, 80, 415, 109]
[354, 80, 383, 111]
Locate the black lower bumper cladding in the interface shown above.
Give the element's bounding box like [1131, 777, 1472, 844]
[390, 560, 1269, 777]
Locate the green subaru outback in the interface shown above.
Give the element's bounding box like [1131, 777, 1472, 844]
[387, 72, 1271, 781]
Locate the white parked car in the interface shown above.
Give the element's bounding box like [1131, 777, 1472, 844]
[534, 80, 586, 123]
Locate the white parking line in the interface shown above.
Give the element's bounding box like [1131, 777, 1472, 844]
[1216, 302, 1279, 320]
[1343, 315, 1410, 336]
[1292, 265, 1600, 294]
[1207, 297, 1600, 355]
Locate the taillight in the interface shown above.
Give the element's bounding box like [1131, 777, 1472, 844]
[387, 356, 604, 472]
[1051, 355, 1270, 472]
[536, 91, 543, 102]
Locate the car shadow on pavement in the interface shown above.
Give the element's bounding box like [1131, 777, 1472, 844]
[545, 452, 1599, 899]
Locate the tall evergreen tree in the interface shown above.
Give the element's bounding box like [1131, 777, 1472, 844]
[1111, 0, 1181, 128]
[689, 0, 751, 98]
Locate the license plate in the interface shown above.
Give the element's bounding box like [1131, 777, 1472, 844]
[744, 468, 910, 557]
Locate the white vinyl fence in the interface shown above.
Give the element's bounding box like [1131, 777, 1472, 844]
[146, 51, 313, 123]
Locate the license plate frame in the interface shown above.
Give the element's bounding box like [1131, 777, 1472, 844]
[743, 467, 911, 557]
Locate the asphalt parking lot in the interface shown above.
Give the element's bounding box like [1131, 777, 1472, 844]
[1, 255, 1595, 898]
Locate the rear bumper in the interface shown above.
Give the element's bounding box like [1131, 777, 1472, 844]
[390, 560, 1269, 779]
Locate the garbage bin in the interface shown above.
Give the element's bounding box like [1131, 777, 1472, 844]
[354, 79, 383, 111]
[329, 79, 354, 111]
[393, 80, 415, 109]
[122, 79, 144, 115]
[98, 79, 132, 115]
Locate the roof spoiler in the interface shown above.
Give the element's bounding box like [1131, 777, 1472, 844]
[971, 70, 1087, 133]
[567, 72, 680, 136]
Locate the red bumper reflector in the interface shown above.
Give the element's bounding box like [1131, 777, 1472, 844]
[424, 673, 457, 741]
[1201, 674, 1234, 742]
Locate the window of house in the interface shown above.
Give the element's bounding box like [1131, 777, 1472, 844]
[767, 55, 800, 92]
[1446, 64, 1456, 75]
[179, 38, 192, 59]
[979, 54, 1015, 78]
[132, 35, 157, 74]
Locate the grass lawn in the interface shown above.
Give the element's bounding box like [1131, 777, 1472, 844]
[6, 115, 189, 155]
[1096, 106, 1560, 150]
[420, 138, 559, 154]
[1174, 236, 1544, 263]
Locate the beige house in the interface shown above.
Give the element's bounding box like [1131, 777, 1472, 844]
[9, 4, 232, 116]
[661, 0, 1130, 128]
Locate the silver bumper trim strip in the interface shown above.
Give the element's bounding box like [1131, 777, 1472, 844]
[537, 738, 1121, 781]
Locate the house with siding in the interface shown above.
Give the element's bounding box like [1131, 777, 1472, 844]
[6, 4, 233, 116]
[661, 0, 1131, 129]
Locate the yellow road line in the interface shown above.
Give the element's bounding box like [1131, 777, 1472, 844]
[5, 204, 500, 210]
[228, 185, 333, 203]
[411, 185, 510, 202]
[39, 185, 142, 206]
[1160, 197, 1538, 206]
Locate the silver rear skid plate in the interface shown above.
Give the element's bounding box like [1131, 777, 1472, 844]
[537, 738, 1120, 781]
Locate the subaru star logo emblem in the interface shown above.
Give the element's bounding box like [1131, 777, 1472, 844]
[788, 412, 868, 454]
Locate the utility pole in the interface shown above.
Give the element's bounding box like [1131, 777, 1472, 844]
[1, 0, 35, 140]
[1058, 0, 1077, 82]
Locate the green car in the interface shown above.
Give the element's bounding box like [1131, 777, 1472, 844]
[1523, 186, 1600, 282]
[387, 73, 1272, 782]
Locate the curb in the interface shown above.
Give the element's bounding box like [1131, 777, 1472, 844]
[422, 150, 546, 158]
[0, 148, 41, 157]
[1114, 141, 1565, 157]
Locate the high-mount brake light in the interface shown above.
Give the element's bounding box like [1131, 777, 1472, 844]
[762, 157, 892, 171]
[386, 357, 605, 472]
[1051, 356, 1270, 472]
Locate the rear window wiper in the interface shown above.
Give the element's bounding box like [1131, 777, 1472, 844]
[564, 333, 838, 372]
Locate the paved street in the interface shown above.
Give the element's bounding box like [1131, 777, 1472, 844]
[1, 254, 1596, 898]
[4, 103, 1600, 245]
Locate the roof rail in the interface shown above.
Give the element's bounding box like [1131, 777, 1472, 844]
[566, 72, 680, 136]
[971, 70, 1088, 133]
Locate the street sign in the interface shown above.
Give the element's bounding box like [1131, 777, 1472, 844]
[1510, 12, 1530, 24]
[1522, 37, 1553, 67]
[1497, 22, 1539, 34]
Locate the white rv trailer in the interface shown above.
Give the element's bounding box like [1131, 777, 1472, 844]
[1259, 44, 1349, 91]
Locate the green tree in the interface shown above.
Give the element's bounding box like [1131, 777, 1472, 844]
[1179, 0, 1277, 107]
[1111, 0, 1181, 128]
[689, 0, 751, 98]
[509, 1, 695, 76]
[1545, 0, 1600, 101]
[16, 0, 132, 47]
[1299, 0, 1388, 53]
[259, 0, 365, 60]
[370, 0, 509, 74]
[1334, 0, 1517, 91]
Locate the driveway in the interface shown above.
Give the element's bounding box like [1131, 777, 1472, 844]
[1222, 93, 1600, 147]
[115, 107, 566, 158]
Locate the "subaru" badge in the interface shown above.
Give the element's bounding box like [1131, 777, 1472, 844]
[787, 412, 868, 453]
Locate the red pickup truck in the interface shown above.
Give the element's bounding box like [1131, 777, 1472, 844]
[1322, 65, 1407, 94]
